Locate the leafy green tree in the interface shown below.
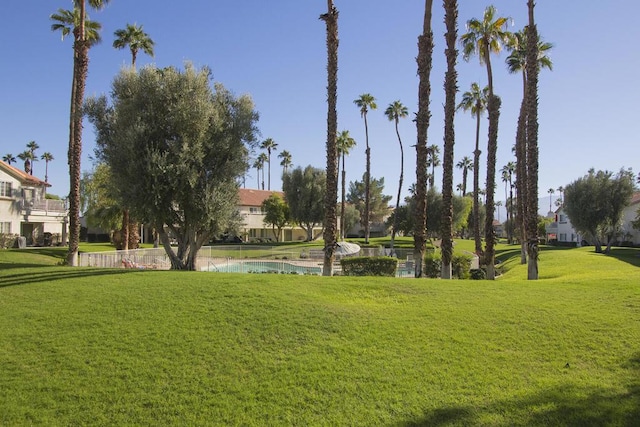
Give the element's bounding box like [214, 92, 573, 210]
[261, 194, 290, 242]
[353, 93, 377, 244]
[80, 163, 121, 234]
[282, 166, 326, 241]
[51, 1, 108, 266]
[414, 0, 434, 278]
[113, 23, 154, 68]
[564, 169, 635, 253]
[86, 64, 258, 270]
[347, 174, 392, 233]
[339, 203, 360, 238]
[457, 82, 488, 256]
[384, 100, 408, 250]
[337, 130, 356, 240]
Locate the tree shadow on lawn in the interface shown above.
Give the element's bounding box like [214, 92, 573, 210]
[403, 354, 640, 427]
[0, 267, 145, 289]
[587, 247, 640, 269]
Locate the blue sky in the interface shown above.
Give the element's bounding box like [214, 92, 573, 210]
[2, 1, 638, 217]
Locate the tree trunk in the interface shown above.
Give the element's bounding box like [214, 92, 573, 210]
[440, 0, 458, 279]
[515, 84, 528, 264]
[67, 37, 89, 267]
[364, 130, 371, 245]
[526, 0, 540, 280]
[413, 0, 434, 278]
[391, 120, 404, 251]
[472, 111, 483, 256]
[321, 2, 339, 276]
[484, 94, 501, 280]
[122, 209, 130, 251]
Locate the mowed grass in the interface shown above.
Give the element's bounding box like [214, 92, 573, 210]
[0, 245, 639, 426]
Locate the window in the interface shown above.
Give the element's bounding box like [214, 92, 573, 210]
[559, 233, 567, 241]
[559, 214, 567, 224]
[0, 181, 12, 197]
[0, 222, 10, 233]
[249, 207, 262, 214]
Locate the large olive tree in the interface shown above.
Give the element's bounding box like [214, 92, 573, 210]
[86, 64, 259, 270]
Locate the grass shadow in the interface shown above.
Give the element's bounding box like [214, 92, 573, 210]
[0, 267, 146, 289]
[402, 353, 640, 426]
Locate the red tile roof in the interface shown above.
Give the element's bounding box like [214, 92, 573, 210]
[0, 160, 50, 187]
[630, 191, 640, 206]
[238, 188, 284, 207]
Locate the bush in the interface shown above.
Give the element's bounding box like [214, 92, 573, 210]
[470, 268, 486, 280]
[340, 256, 398, 277]
[424, 252, 472, 279]
[0, 234, 19, 249]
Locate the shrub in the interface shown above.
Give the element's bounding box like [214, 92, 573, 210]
[424, 252, 441, 278]
[424, 252, 472, 279]
[0, 234, 19, 249]
[341, 256, 398, 277]
[452, 254, 472, 279]
[470, 268, 486, 280]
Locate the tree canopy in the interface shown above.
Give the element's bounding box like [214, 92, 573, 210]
[564, 168, 635, 253]
[282, 165, 326, 241]
[86, 64, 259, 269]
[261, 193, 290, 242]
[347, 174, 392, 229]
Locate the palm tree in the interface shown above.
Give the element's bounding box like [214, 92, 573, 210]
[501, 161, 515, 243]
[461, 5, 511, 280]
[384, 100, 409, 251]
[456, 182, 463, 195]
[353, 93, 377, 244]
[257, 153, 268, 190]
[41, 152, 55, 183]
[52, 0, 109, 267]
[440, 0, 458, 279]
[336, 130, 356, 240]
[278, 150, 292, 176]
[426, 144, 440, 190]
[457, 82, 488, 255]
[320, 0, 339, 276]
[414, 0, 434, 278]
[252, 157, 263, 189]
[547, 187, 555, 213]
[2, 154, 16, 165]
[456, 156, 473, 196]
[26, 141, 39, 176]
[260, 138, 278, 191]
[113, 23, 154, 69]
[556, 185, 564, 206]
[507, 27, 552, 265]
[17, 151, 33, 175]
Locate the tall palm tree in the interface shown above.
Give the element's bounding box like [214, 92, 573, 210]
[457, 82, 488, 255]
[260, 138, 278, 191]
[52, 0, 109, 267]
[501, 161, 515, 243]
[426, 144, 440, 189]
[278, 150, 292, 176]
[524, 0, 541, 280]
[353, 93, 377, 244]
[507, 27, 552, 266]
[252, 157, 263, 189]
[384, 100, 409, 251]
[336, 130, 356, 240]
[456, 156, 473, 196]
[547, 187, 554, 213]
[320, 0, 339, 276]
[26, 141, 39, 176]
[17, 151, 34, 175]
[556, 185, 564, 206]
[414, 0, 434, 278]
[257, 153, 268, 190]
[41, 152, 54, 183]
[3, 154, 16, 165]
[440, 0, 459, 279]
[113, 23, 154, 69]
[461, 5, 511, 279]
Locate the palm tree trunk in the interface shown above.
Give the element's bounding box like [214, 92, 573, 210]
[364, 115, 371, 245]
[484, 94, 501, 280]
[440, 0, 458, 279]
[341, 155, 347, 240]
[414, 0, 434, 278]
[122, 209, 130, 251]
[473, 110, 482, 255]
[67, 36, 90, 267]
[391, 120, 404, 250]
[526, 0, 540, 280]
[516, 78, 528, 264]
[321, 1, 339, 276]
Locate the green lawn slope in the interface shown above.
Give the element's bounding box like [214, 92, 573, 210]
[1, 244, 638, 425]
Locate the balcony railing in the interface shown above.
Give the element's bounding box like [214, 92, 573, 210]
[20, 199, 67, 213]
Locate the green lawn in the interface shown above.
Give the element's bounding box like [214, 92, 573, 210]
[1, 245, 639, 426]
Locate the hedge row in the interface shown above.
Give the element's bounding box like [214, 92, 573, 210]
[340, 256, 398, 277]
